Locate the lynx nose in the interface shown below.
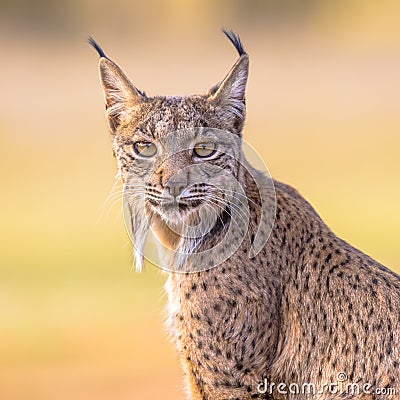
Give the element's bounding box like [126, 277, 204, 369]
[165, 178, 187, 198]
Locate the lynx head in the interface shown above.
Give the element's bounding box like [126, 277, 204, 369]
[90, 31, 268, 272]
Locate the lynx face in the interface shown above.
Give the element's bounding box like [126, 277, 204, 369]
[123, 125, 241, 220]
[121, 123, 247, 271]
[90, 32, 273, 271]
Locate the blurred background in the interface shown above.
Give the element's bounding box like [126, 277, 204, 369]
[0, 0, 399, 399]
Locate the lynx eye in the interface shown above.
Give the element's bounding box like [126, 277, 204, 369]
[133, 142, 157, 158]
[193, 143, 217, 158]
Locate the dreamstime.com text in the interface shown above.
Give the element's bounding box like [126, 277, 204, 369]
[257, 373, 396, 396]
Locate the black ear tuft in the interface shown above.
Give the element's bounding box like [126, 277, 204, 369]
[222, 28, 246, 56]
[88, 36, 108, 59]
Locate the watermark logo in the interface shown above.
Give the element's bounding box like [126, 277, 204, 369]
[121, 127, 276, 272]
[257, 372, 396, 396]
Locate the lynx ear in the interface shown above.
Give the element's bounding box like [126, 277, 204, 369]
[208, 30, 249, 126]
[88, 37, 146, 131]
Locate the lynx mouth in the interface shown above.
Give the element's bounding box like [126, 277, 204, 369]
[147, 197, 204, 215]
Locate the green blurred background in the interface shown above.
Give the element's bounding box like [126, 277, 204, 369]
[0, 1, 399, 399]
